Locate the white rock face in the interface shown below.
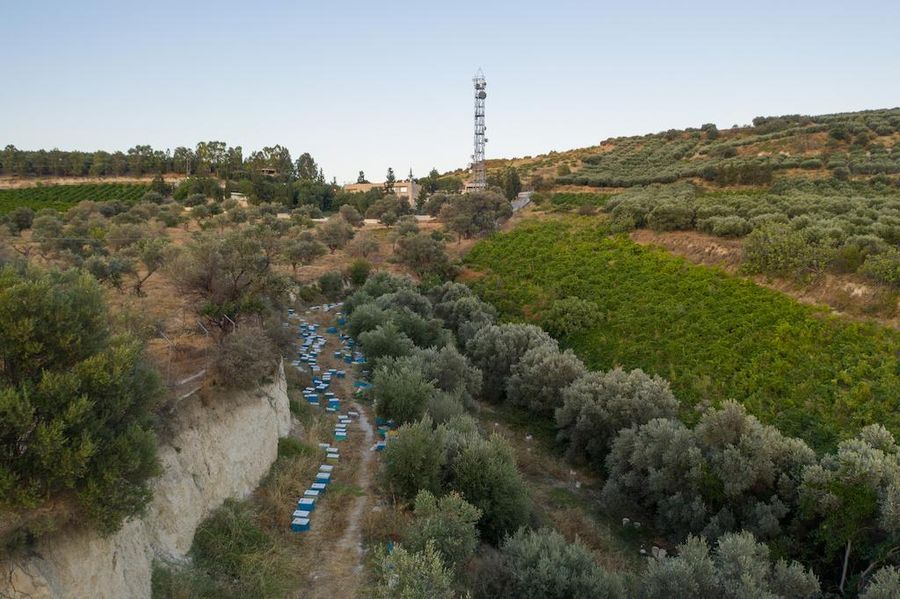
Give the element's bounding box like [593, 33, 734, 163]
[1, 363, 289, 599]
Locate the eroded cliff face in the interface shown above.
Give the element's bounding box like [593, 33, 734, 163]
[1, 363, 290, 599]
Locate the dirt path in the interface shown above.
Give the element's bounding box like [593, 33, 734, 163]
[299, 310, 377, 599]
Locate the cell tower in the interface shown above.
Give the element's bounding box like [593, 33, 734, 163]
[471, 69, 487, 190]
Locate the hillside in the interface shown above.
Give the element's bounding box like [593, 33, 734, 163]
[483, 107, 900, 189]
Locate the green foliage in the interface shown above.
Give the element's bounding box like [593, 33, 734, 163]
[0, 183, 150, 215]
[860, 247, 900, 287]
[464, 218, 899, 450]
[438, 191, 513, 239]
[347, 259, 372, 286]
[449, 434, 530, 544]
[640, 532, 820, 599]
[395, 233, 454, 279]
[0, 267, 160, 539]
[317, 215, 354, 253]
[476, 528, 626, 599]
[862, 567, 900, 598]
[505, 345, 586, 417]
[539, 296, 602, 339]
[404, 490, 481, 571]
[555, 368, 679, 470]
[464, 323, 557, 403]
[383, 419, 446, 500]
[358, 321, 417, 367]
[742, 223, 830, 280]
[372, 361, 436, 425]
[318, 270, 345, 300]
[371, 541, 455, 599]
[212, 325, 278, 390]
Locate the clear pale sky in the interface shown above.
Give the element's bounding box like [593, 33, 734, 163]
[2, 0, 898, 183]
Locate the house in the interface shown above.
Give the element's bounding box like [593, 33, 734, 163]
[343, 179, 420, 205]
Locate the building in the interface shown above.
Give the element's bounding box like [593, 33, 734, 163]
[342, 179, 420, 206]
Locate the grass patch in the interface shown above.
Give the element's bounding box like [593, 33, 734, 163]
[464, 216, 899, 451]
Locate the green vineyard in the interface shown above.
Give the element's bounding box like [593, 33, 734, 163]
[465, 216, 899, 451]
[0, 183, 150, 214]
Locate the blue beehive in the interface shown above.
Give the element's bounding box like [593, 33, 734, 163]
[375, 441, 386, 452]
[291, 517, 310, 532]
[327, 326, 338, 334]
[319, 464, 334, 473]
[336, 370, 346, 379]
[298, 497, 316, 511]
[292, 509, 311, 519]
[311, 482, 327, 494]
[316, 472, 332, 484]
[304, 489, 320, 500]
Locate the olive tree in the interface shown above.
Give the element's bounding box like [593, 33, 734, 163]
[383, 418, 446, 500]
[639, 532, 820, 599]
[405, 490, 481, 572]
[506, 345, 586, 417]
[317, 215, 354, 253]
[358, 321, 416, 367]
[478, 528, 626, 599]
[372, 361, 436, 425]
[465, 324, 557, 403]
[862, 567, 900, 599]
[555, 368, 679, 469]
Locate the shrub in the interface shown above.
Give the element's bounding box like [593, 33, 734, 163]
[404, 490, 481, 571]
[317, 216, 354, 253]
[639, 532, 820, 599]
[416, 345, 482, 406]
[371, 541, 454, 599]
[213, 325, 277, 390]
[383, 419, 446, 500]
[372, 362, 436, 425]
[647, 203, 694, 231]
[395, 234, 454, 279]
[434, 295, 497, 346]
[318, 270, 344, 300]
[555, 368, 679, 470]
[5, 206, 34, 233]
[347, 302, 390, 338]
[697, 215, 751, 237]
[506, 345, 586, 417]
[477, 528, 626, 599]
[449, 434, 530, 544]
[339, 204, 363, 227]
[540, 297, 602, 339]
[742, 223, 824, 278]
[346, 233, 379, 258]
[426, 391, 467, 424]
[465, 324, 557, 403]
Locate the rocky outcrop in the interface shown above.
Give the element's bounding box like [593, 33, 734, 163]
[1, 363, 290, 599]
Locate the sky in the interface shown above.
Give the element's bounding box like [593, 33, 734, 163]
[2, 0, 899, 184]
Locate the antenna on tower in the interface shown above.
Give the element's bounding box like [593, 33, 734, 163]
[471, 69, 487, 191]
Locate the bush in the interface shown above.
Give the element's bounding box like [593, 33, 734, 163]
[404, 490, 481, 572]
[859, 247, 900, 287]
[555, 368, 679, 470]
[213, 325, 277, 390]
[347, 303, 391, 338]
[318, 270, 344, 300]
[0, 267, 161, 537]
[506, 345, 586, 417]
[449, 434, 530, 544]
[383, 419, 446, 500]
[639, 532, 820, 599]
[540, 297, 602, 339]
[416, 345, 482, 406]
[742, 223, 825, 278]
[647, 203, 694, 231]
[477, 528, 626, 599]
[395, 234, 454, 279]
[347, 259, 372, 286]
[697, 215, 751, 237]
[426, 391, 467, 424]
[465, 324, 557, 403]
[371, 541, 454, 599]
[339, 204, 363, 227]
[372, 361, 436, 425]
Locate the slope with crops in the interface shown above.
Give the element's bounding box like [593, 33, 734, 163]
[463, 216, 899, 451]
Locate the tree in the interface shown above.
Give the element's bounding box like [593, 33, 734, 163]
[339, 204, 364, 227]
[295, 152, 319, 181]
[395, 234, 454, 279]
[416, 345, 482, 406]
[439, 191, 512, 240]
[5, 207, 34, 233]
[555, 368, 679, 470]
[506, 346, 586, 417]
[347, 259, 372, 286]
[357, 170, 369, 184]
[372, 541, 454, 599]
[373, 361, 436, 424]
[499, 167, 522, 200]
[385, 167, 396, 194]
[449, 434, 530, 544]
[284, 232, 326, 272]
[317, 216, 354, 253]
[464, 324, 557, 403]
[359, 321, 417, 367]
[0, 267, 161, 536]
[477, 528, 626, 599]
[383, 418, 446, 500]
[540, 297, 602, 339]
[127, 238, 168, 296]
[213, 324, 278, 389]
[405, 490, 481, 572]
[639, 532, 820, 599]
[347, 233, 379, 258]
[799, 425, 900, 592]
[862, 567, 900, 598]
[318, 270, 345, 300]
